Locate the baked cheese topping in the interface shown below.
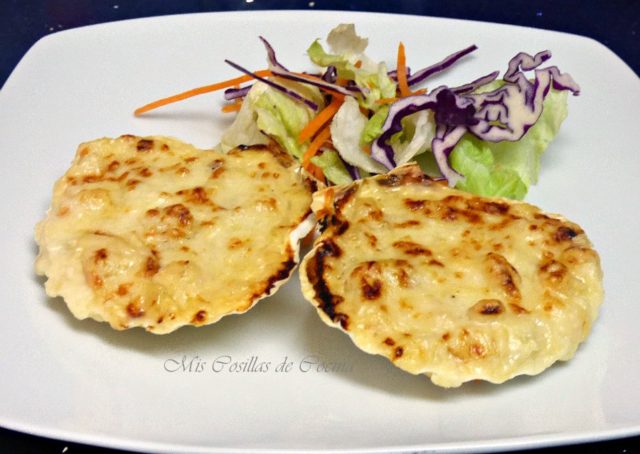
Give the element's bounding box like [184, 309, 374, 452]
[300, 164, 603, 387]
[35, 136, 314, 334]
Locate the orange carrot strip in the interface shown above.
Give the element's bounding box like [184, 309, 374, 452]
[134, 70, 272, 116]
[298, 96, 344, 144]
[302, 126, 332, 166]
[396, 42, 411, 98]
[376, 97, 399, 105]
[375, 88, 428, 105]
[221, 103, 242, 113]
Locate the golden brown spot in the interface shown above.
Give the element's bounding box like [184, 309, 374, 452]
[176, 166, 190, 176]
[258, 162, 266, 169]
[124, 158, 138, 165]
[368, 208, 384, 221]
[181, 246, 190, 252]
[442, 332, 451, 341]
[471, 299, 504, 315]
[509, 303, 530, 314]
[395, 220, 421, 228]
[126, 179, 140, 189]
[157, 315, 164, 323]
[364, 232, 378, 248]
[404, 199, 425, 211]
[192, 310, 207, 323]
[529, 224, 538, 231]
[57, 206, 70, 216]
[395, 267, 411, 288]
[146, 208, 159, 217]
[161, 144, 169, 151]
[127, 301, 145, 318]
[428, 259, 444, 267]
[258, 198, 278, 210]
[136, 139, 154, 151]
[184, 156, 198, 163]
[164, 204, 192, 226]
[79, 147, 89, 157]
[393, 240, 432, 256]
[117, 284, 131, 296]
[540, 259, 568, 283]
[107, 160, 120, 172]
[384, 337, 396, 346]
[182, 187, 209, 204]
[138, 167, 153, 178]
[485, 252, 521, 300]
[145, 252, 160, 277]
[351, 262, 383, 300]
[467, 199, 510, 215]
[393, 347, 404, 359]
[210, 159, 225, 178]
[555, 226, 579, 242]
[94, 248, 108, 263]
[90, 274, 103, 289]
[228, 238, 246, 249]
[82, 175, 102, 184]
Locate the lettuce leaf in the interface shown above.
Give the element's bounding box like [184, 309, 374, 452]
[450, 137, 527, 199]
[307, 25, 396, 110]
[310, 150, 353, 185]
[331, 96, 388, 173]
[470, 83, 569, 187]
[250, 83, 316, 159]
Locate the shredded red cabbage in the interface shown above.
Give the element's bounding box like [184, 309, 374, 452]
[224, 85, 252, 101]
[451, 70, 500, 94]
[407, 45, 477, 86]
[224, 59, 319, 111]
[373, 50, 580, 185]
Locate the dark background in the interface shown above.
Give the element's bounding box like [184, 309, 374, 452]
[1, 0, 639, 453]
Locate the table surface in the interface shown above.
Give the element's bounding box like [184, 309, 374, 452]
[1, 1, 638, 453]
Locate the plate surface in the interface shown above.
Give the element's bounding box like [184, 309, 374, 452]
[1, 10, 639, 454]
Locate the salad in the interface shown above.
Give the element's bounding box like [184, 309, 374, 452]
[134, 24, 580, 200]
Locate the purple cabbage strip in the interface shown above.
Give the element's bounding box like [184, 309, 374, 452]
[451, 70, 500, 94]
[468, 51, 580, 142]
[373, 50, 579, 186]
[259, 36, 289, 72]
[322, 66, 337, 83]
[269, 67, 360, 97]
[407, 45, 477, 87]
[343, 161, 361, 180]
[224, 85, 252, 101]
[224, 59, 319, 111]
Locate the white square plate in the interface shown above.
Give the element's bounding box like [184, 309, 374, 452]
[1, 10, 639, 453]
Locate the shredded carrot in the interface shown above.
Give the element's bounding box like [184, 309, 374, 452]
[221, 103, 242, 113]
[298, 95, 344, 144]
[134, 70, 272, 116]
[355, 60, 362, 69]
[362, 144, 371, 155]
[396, 42, 411, 98]
[375, 88, 427, 105]
[375, 97, 396, 105]
[302, 126, 332, 166]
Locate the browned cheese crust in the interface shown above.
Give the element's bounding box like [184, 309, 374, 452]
[299, 163, 604, 387]
[35, 136, 315, 333]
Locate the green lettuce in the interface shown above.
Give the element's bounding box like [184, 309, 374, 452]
[448, 87, 569, 199]
[450, 137, 527, 199]
[307, 25, 396, 110]
[310, 150, 353, 185]
[249, 83, 316, 159]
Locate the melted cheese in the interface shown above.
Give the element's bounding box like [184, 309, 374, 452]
[300, 164, 603, 387]
[35, 136, 314, 334]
